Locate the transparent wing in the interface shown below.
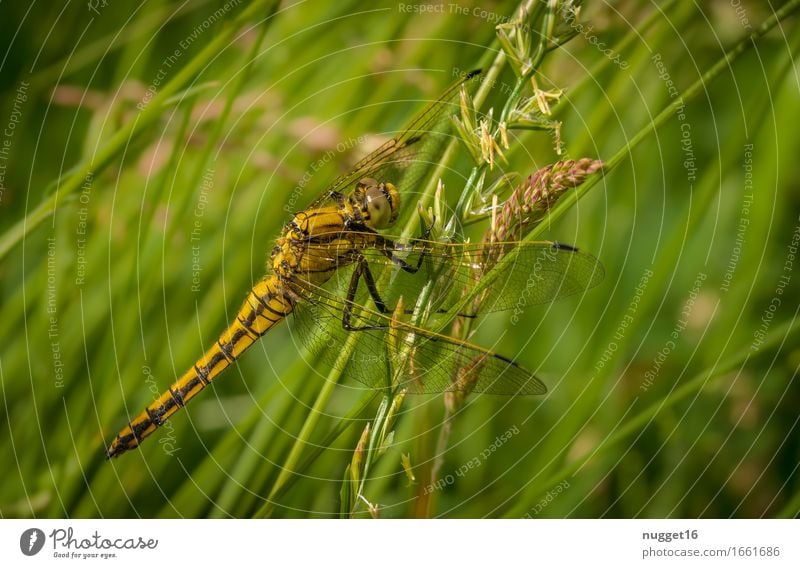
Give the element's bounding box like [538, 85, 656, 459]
[304, 70, 482, 212]
[286, 273, 547, 396]
[300, 234, 605, 317]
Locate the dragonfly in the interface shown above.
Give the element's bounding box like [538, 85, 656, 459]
[106, 70, 603, 458]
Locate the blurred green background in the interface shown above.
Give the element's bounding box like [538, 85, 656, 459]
[1, 0, 798, 518]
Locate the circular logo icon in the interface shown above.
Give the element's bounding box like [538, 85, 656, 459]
[20, 528, 46, 556]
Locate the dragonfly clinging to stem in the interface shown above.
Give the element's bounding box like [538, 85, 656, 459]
[106, 70, 603, 458]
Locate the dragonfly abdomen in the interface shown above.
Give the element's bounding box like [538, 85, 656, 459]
[106, 277, 293, 458]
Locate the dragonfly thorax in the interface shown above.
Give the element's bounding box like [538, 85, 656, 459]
[350, 178, 399, 230]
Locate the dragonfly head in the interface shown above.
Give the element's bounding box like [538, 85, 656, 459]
[355, 178, 400, 229]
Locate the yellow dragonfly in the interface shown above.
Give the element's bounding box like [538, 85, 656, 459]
[107, 70, 603, 458]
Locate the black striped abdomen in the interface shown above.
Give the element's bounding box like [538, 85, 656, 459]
[106, 277, 292, 458]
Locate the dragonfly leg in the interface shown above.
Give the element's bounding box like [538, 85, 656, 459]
[357, 255, 391, 314]
[377, 234, 480, 319]
[341, 252, 470, 331]
[342, 256, 391, 331]
[367, 235, 429, 275]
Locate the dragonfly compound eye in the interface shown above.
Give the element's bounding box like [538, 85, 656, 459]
[363, 181, 399, 229]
